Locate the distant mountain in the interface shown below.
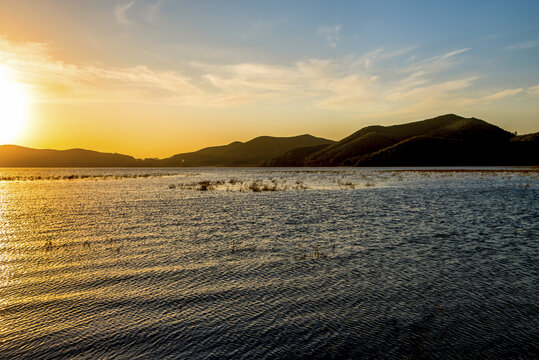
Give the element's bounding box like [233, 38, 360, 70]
[270, 114, 538, 166]
[0, 145, 148, 167]
[166, 134, 335, 166]
[0, 135, 335, 167]
[0, 115, 536, 167]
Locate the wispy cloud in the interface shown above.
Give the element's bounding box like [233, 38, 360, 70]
[455, 87, 525, 108]
[318, 25, 341, 48]
[2, 36, 526, 118]
[528, 85, 539, 95]
[114, 1, 135, 25]
[483, 88, 523, 100]
[399, 48, 470, 77]
[246, 19, 279, 31]
[0, 37, 202, 104]
[143, 0, 165, 22]
[193, 47, 476, 115]
[507, 40, 538, 50]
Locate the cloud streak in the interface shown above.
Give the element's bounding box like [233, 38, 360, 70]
[114, 1, 135, 25]
[507, 40, 538, 50]
[528, 85, 539, 95]
[483, 88, 523, 100]
[0, 36, 528, 118]
[0, 37, 202, 104]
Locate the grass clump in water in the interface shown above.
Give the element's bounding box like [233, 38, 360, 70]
[338, 180, 356, 189]
[171, 178, 310, 192]
[197, 180, 224, 191]
[293, 245, 328, 260]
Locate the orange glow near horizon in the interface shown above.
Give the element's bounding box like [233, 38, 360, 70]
[0, 65, 29, 145]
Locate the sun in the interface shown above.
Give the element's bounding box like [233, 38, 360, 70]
[0, 65, 29, 144]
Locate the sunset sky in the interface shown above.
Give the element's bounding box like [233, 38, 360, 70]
[0, 0, 538, 158]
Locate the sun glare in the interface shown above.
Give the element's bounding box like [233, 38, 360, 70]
[0, 65, 28, 144]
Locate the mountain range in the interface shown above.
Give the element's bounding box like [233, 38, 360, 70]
[270, 114, 538, 166]
[168, 134, 334, 166]
[0, 114, 537, 167]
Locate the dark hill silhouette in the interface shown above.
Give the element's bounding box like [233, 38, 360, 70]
[279, 114, 536, 166]
[166, 134, 335, 166]
[0, 145, 148, 167]
[0, 135, 335, 167]
[505, 132, 539, 165]
[0, 115, 536, 167]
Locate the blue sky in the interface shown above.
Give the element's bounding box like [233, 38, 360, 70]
[0, 0, 537, 156]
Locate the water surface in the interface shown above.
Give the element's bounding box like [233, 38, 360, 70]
[0, 167, 537, 359]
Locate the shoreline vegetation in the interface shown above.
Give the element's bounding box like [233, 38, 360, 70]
[1, 114, 537, 167]
[0, 168, 537, 184]
[165, 170, 536, 192]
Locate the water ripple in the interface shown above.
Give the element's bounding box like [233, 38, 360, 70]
[0, 168, 537, 359]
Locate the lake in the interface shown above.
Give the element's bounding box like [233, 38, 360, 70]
[0, 167, 537, 359]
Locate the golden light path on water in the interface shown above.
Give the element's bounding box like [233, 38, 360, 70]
[0, 185, 9, 290]
[0, 185, 13, 341]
